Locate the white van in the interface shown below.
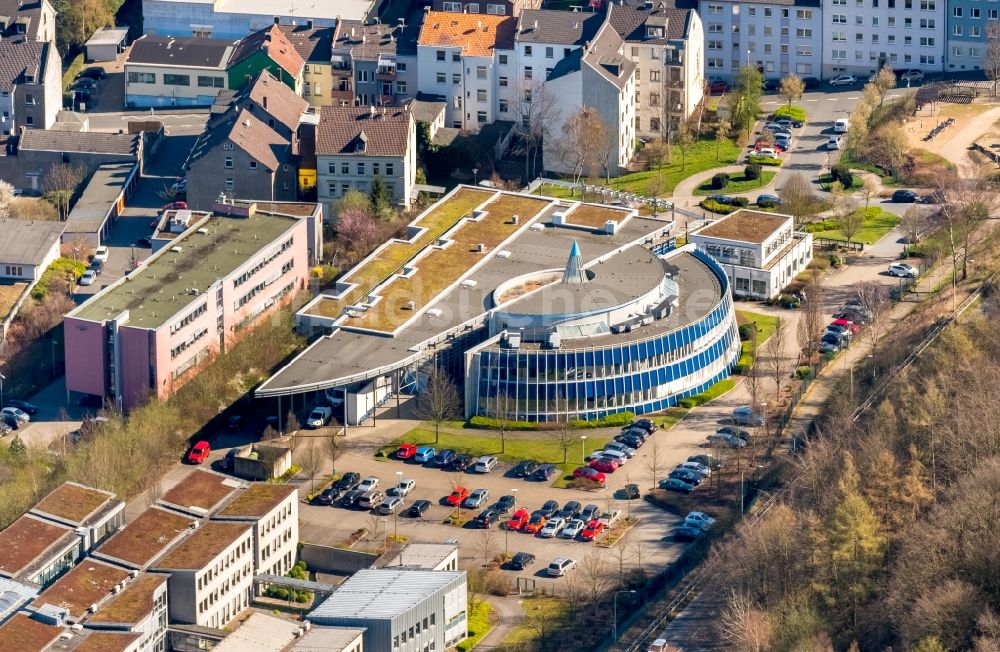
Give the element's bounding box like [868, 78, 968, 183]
[834, 118, 849, 133]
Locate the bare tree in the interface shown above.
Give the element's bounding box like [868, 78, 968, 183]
[43, 162, 86, 220]
[987, 20, 1000, 96]
[900, 205, 929, 247]
[778, 74, 805, 108]
[476, 527, 499, 569]
[415, 366, 460, 444]
[765, 318, 791, 403]
[577, 551, 611, 618]
[675, 119, 695, 172]
[515, 81, 558, 180]
[797, 269, 825, 366]
[489, 391, 516, 454]
[299, 440, 324, 491]
[717, 590, 773, 652]
[554, 421, 576, 464]
[859, 177, 879, 210]
[646, 432, 664, 486]
[837, 201, 865, 244]
[856, 281, 889, 363]
[325, 428, 345, 476]
[560, 105, 609, 186]
[778, 173, 821, 227]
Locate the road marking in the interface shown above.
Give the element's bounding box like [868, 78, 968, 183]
[806, 99, 818, 102]
[847, 96, 858, 100]
[827, 98, 837, 101]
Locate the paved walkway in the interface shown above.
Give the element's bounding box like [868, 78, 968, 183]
[477, 596, 526, 650]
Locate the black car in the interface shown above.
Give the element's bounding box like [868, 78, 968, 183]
[763, 78, 782, 92]
[532, 464, 558, 481]
[615, 432, 644, 449]
[622, 426, 651, 441]
[72, 78, 98, 91]
[1, 416, 17, 431]
[496, 494, 516, 514]
[339, 488, 365, 508]
[802, 76, 821, 89]
[223, 446, 242, 470]
[5, 400, 38, 415]
[474, 509, 500, 528]
[408, 499, 431, 517]
[892, 189, 919, 203]
[623, 483, 640, 499]
[508, 551, 536, 570]
[555, 500, 582, 521]
[78, 67, 107, 80]
[580, 504, 601, 522]
[707, 194, 733, 205]
[630, 419, 658, 434]
[539, 499, 560, 518]
[315, 487, 342, 505]
[448, 453, 473, 471]
[511, 459, 539, 478]
[333, 472, 361, 491]
[135, 237, 152, 248]
[431, 448, 457, 467]
[687, 454, 722, 470]
[673, 526, 706, 542]
[669, 468, 705, 485]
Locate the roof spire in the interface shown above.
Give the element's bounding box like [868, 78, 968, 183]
[562, 240, 587, 284]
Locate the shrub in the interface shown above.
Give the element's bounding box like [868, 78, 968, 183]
[757, 196, 780, 209]
[738, 323, 755, 341]
[827, 253, 843, 268]
[567, 477, 604, 491]
[700, 199, 736, 215]
[468, 416, 537, 431]
[567, 411, 634, 429]
[711, 173, 730, 189]
[796, 365, 813, 379]
[744, 163, 762, 180]
[731, 197, 750, 207]
[772, 105, 807, 122]
[803, 219, 839, 233]
[32, 258, 86, 301]
[747, 155, 782, 166]
[831, 164, 853, 188]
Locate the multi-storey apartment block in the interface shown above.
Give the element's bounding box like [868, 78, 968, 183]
[945, 0, 994, 70]
[431, 0, 541, 17]
[330, 20, 418, 109]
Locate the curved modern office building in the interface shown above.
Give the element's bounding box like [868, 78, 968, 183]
[258, 186, 739, 424]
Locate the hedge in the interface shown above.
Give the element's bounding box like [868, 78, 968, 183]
[803, 218, 839, 233]
[567, 411, 634, 430]
[32, 258, 87, 301]
[677, 379, 736, 408]
[468, 415, 538, 431]
[744, 163, 762, 180]
[772, 105, 807, 122]
[731, 196, 749, 207]
[700, 199, 736, 215]
[711, 173, 730, 189]
[467, 411, 635, 431]
[757, 196, 780, 209]
[747, 154, 782, 166]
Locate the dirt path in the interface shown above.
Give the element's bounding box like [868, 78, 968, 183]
[907, 103, 1000, 173]
[477, 595, 526, 650]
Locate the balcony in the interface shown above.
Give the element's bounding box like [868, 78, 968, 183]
[331, 88, 354, 102]
[376, 66, 397, 81]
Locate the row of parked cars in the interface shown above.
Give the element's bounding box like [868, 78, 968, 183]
[394, 444, 501, 474]
[569, 419, 660, 485]
[0, 402, 36, 435]
[818, 296, 879, 354]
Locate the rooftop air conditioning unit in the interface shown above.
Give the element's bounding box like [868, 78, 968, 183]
[461, 279, 478, 288]
[496, 250, 512, 258]
[605, 220, 618, 234]
[426, 308, 443, 318]
[476, 243, 486, 253]
[171, 246, 183, 253]
[552, 211, 566, 225]
[197, 228, 208, 234]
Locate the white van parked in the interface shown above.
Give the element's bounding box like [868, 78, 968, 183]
[834, 118, 849, 133]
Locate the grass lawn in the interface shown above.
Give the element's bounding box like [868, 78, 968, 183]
[500, 597, 572, 649]
[810, 208, 901, 245]
[693, 171, 777, 196]
[735, 310, 781, 369]
[457, 601, 494, 652]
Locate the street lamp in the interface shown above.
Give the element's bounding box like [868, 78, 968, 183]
[746, 49, 751, 68]
[580, 435, 587, 463]
[472, 168, 479, 185]
[382, 518, 388, 552]
[395, 471, 403, 540]
[613, 590, 636, 641]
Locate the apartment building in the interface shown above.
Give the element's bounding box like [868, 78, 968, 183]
[0, 39, 61, 133]
[227, 25, 305, 94]
[945, 0, 994, 70]
[698, 0, 822, 81]
[279, 23, 335, 107]
[152, 522, 254, 628]
[417, 11, 517, 132]
[63, 206, 310, 409]
[316, 104, 417, 214]
[431, 0, 541, 16]
[822, 0, 945, 77]
[610, 1, 705, 140]
[330, 20, 418, 109]
[125, 35, 237, 108]
[0, 0, 57, 44]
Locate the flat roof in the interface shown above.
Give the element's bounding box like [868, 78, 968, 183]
[85, 573, 167, 626]
[216, 0, 373, 21]
[86, 27, 128, 47]
[30, 482, 117, 527]
[0, 515, 75, 579]
[693, 209, 790, 245]
[0, 282, 29, 322]
[92, 507, 195, 570]
[0, 219, 63, 267]
[153, 522, 252, 571]
[127, 35, 235, 69]
[31, 559, 129, 620]
[70, 210, 299, 329]
[215, 483, 295, 519]
[0, 577, 38, 623]
[289, 626, 366, 651]
[384, 543, 456, 570]
[158, 470, 244, 517]
[258, 188, 675, 396]
[65, 164, 136, 234]
[211, 612, 302, 652]
[311, 569, 463, 621]
[74, 631, 142, 652]
[0, 613, 62, 652]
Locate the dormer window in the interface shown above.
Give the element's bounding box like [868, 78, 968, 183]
[647, 27, 664, 38]
[355, 130, 368, 153]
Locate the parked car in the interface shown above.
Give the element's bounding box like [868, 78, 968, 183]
[602, 509, 623, 527]
[92, 246, 110, 263]
[315, 486, 341, 505]
[387, 478, 416, 497]
[680, 461, 712, 477]
[819, 333, 843, 353]
[802, 76, 821, 89]
[0, 421, 11, 437]
[556, 501, 582, 521]
[473, 456, 498, 473]
[579, 504, 601, 522]
[538, 500, 560, 519]
[669, 468, 706, 485]
[588, 458, 618, 474]
[622, 483, 640, 499]
[187, 440, 210, 464]
[892, 189, 919, 203]
[358, 490, 385, 510]
[560, 519, 586, 539]
[414, 447, 436, 463]
[395, 443, 417, 460]
[474, 508, 500, 528]
[496, 494, 516, 514]
[616, 432, 645, 449]
[533, 464, 558, 481]
[5, 400, 37, 415]
[899, 69, 924, 84]
[407, 499, 431, 517]
[72, 77, 97, 91]
[89, 258, 104, 276]
[659, 477, 696, 493]
[339, 489, 365, 508]
[673, 525, 706, 542]
[763, 78, 782, 91]
[826, 322, 853, 341]
[446, 486, 470, 506]
[834, 118, 850, 133]
[708, 432, 746, 449]
[431, 448, 457, 467]
[709, 79, 729, 94]
[757, 193, 782, 208]
[685, 511, 717, 529]
[306, 405, 332, 428]
[732, 406, 765, 426]
[465, 488, 490, 509]
[775, 117, 803, 129]
[547, 557, 577, 576]
[604, 441, 636, 458]
[580, 519, 606, 541]
[688, 454, 722, 470]
[333, 472, 361, 491]
[707, 194, 734, 205]
[449, 453, 473, 471]
[222, 446, 242, 470]
[716, 426, 750, 441]
[161, 201, 188, 212]
[78, 270, 97, 286]
[539, 517, 566, 538]
[78, 67, 107, 80]
[512, 459, 539, 477]
[631, 419, 658, 434]
[135, 237, 152, 248]
[756, 147, 778, 158]
[590, 449, 627, 465]
[1, 407, 30, 424]
[831, 318, 861, 334]
[378, 496, 405, 515]
[888, 262, 919, 278]
[828, 136, 843, 150]
[507, 508, 530, 530]
[524, 511, 548, 534]
[508, 552, 536, 570]
[830, 74, 858, 86]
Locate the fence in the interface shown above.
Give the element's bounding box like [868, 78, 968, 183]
[813, 236, 864, 252]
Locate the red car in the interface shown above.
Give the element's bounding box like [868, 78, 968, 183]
[506, 508, 530, 531]
[187, 440, 210, 464]
[754, 141, 785, 153]
[709, 80, 729, 94]
[831, 318, 861, 334]
[162, 201, 188, 212]
[446, 486, 470, 507]
[574, 466, 608, 485]
[580, 519, 606, 541]
[395, 443, 417, 460]
[588, 458, 619, 474]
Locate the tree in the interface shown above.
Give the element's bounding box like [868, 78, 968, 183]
[369, 175, 394, 220]
[560, 106, 609, 186]
[489, 391, 516, 454]
[870, 65, 898, 105]
[797, 269, 825, 365]
[867, 123, 910, 181]
[779, 74, 805, 108]
[715, 119, 732, 161]
[645, 140, 670, 172]
[299, 440, 324, 491]
[855, 280, 889, 365]
[675, 120, 695, 172]
[335, 189, 374, 218]
[900, 205, 928, 246]
[646, 432, 664, 486]
[335, 208, 380, 253]
[515, 81, 558, 180]
[0, 180, 13, 219]
[717, 591, 773, 652]
[858, 177, 878, 210]
[765, 318, 791, 403]
[779, 173, 820, 227]
[577, 552, 610, 618]
[415, 366, 460, 444]
[837, 204, 864, 244]
[43, 162, 86, 220]
[476, 527, 498, 569]
[730, 66, 765, 139]
[553, 421, 576, 464]
[54, 0, 114, 55]
[987, 20, 1000, 96]
[324, 429, 344, 476]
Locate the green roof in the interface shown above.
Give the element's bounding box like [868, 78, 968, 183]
[72, 212, 298, 329]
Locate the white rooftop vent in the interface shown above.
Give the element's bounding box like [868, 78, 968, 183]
[404, 300, 416, 310]
[529, 223, 544, 232]
[476, 243, 486, 253]
[511, 215, 519, 224]
[426, 308, 443, 318]
[196, 228, 208, 235]
[170, 246, 183, 254]
[461, 279, 478, 288]
[552, 211, 566, 225]
[605, 220, 618, 234]
[496, 250, 512, 258]
[507, 333, 521, 348]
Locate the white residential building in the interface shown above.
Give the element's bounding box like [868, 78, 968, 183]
[822, 0, 945, 77]
[699, 0, 823, 82]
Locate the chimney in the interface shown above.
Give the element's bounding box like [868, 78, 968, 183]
[307, 19, 313, 29]
[273, 15, 280, 25]
[533, 19, 538, 29]
[263, 95, 268, 110]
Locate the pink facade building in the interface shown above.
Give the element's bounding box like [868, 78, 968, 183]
[64, 202, 315, 410]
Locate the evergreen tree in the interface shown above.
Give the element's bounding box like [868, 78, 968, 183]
[369, 175, 394, 220]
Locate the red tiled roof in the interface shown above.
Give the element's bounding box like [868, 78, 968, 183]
[229, 25, 305, 78]
[418, 11, 515, 57]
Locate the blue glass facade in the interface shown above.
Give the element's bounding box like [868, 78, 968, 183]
[469, 250, 740, 421]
